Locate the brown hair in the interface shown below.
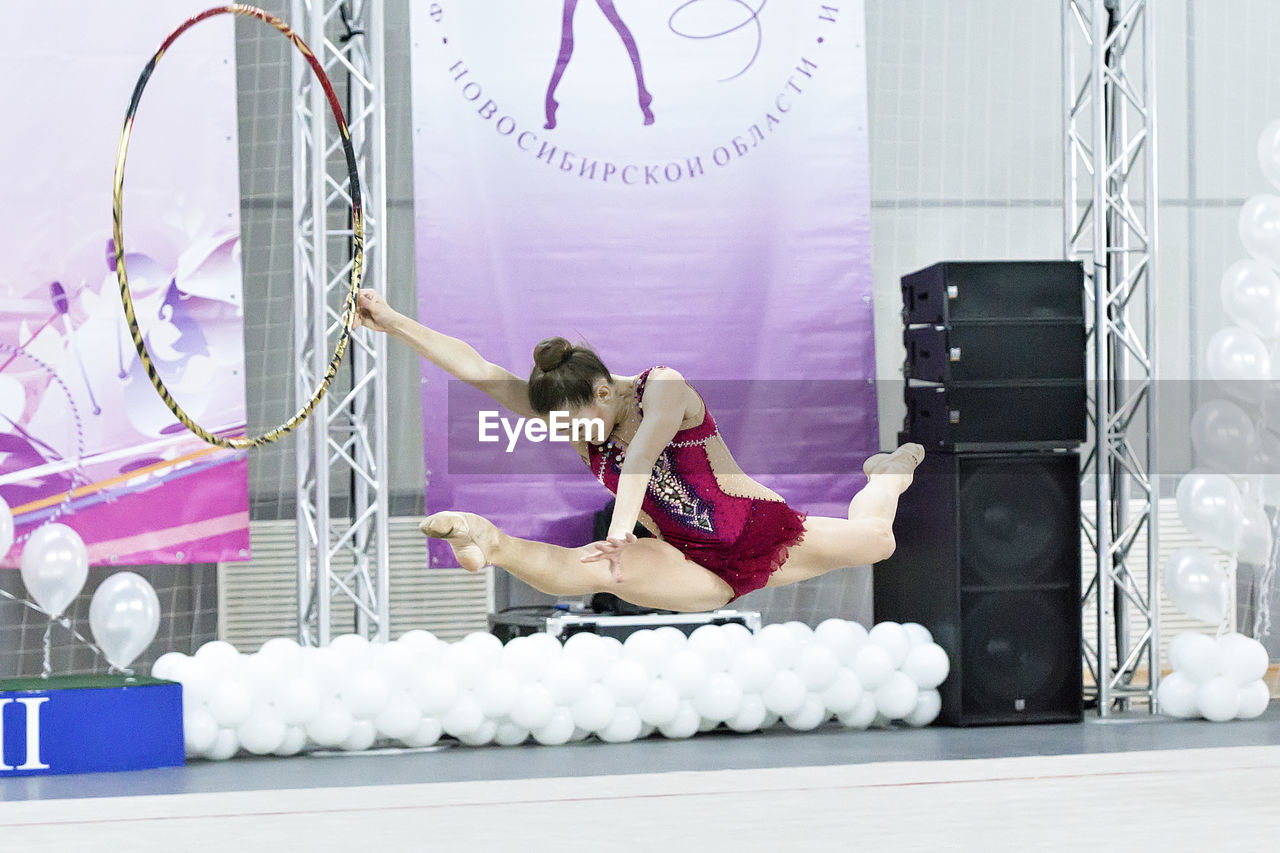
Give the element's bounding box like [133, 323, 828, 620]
[527, 337, 611, 416]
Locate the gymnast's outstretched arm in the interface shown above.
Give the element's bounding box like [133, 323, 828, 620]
[604, 367, 688, 539]
[353, 289, 537, 418]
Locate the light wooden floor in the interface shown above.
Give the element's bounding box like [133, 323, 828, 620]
[3, 745, 1278, 852]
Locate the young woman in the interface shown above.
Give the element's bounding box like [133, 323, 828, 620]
[355, 289, 923, 613]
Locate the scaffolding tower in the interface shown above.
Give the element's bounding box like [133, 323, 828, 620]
[290, 0, 391, 645]
[1063, 0, 1160, 714]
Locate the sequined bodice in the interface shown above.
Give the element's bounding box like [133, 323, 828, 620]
[586, 366, 768, 545]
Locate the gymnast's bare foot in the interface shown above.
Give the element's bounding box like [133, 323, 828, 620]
[862, 443, 925, 493]
[421, 511, 499, 573]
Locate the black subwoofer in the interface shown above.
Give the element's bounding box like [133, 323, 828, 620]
[873, 450, 1083, 726]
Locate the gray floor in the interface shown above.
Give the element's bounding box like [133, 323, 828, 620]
[5, 705, 1279, 803]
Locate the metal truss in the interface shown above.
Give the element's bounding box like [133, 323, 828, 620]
[1063, 0, 1159, 714]
[291, 0, 390, 645]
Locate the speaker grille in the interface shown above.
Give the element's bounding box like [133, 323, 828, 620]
[959, 458, 1073, 585]
[961, 590, 1078, 721]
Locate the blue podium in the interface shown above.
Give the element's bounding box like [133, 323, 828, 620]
[0, 675, 184, 776]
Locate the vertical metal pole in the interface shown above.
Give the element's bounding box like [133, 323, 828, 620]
[1090, 0, 1114, 715]
[1144, 0, 1161, 707]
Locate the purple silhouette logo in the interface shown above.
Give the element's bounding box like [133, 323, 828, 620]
[543, 0, 655, 130]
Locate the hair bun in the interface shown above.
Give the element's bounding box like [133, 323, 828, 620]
[533, 336, 574, 372]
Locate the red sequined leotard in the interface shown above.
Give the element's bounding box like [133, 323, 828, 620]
[586, 367, 807, 600]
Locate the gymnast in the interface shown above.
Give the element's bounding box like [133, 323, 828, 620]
[354, 289, 924, 613]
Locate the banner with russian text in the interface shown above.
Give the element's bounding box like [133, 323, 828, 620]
[411, 1, 875, 565]
[0, 0, 249, 567]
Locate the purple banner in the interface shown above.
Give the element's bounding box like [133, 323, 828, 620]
[410, 1, 875, 565]
[0, 1, 249, 567]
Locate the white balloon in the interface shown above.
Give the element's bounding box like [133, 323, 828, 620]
[204, 728, 240, 761]
[441, 693, 485, 738]
[478, 669, 520, 718]
[329, 633, 373, 666]
[183, 706, 218, 756]
[258, 637, 304, 668]
[1237, 500, 1274, 565]
[1208, 325, 1271, 404]
[273, 726, 309, 756]
[372, 641, 420, 687]
[636, 679, 681, 727]
[783, 621, 815, 644]
[509, 683, 556, 731]
[541, 658, 589, 706]
[687, 624, 733, 673]
[1190, 398, 1258, 474]
[623, 630, 670, 677]
[657, 700, 701, 739]
[717, 622, 754, 650]
[874, 672, 919, 720]
[867, 622, 910, 669]
[494, 722, 530, 747]
[1239, 194, 1280, 271]
[726, 693, 769, 733]
[571, 684, 617, 732]
[1216, 633, 1270, 686]
[728, 646, 776, 694]
[762, 670, 806, 716]
[397, 629, 441, 653]
[457, 719, 499, 747]
[19, 522, 89, 618]
[442, 642, 487, 692]
[901, 622, 934, 648]
[694, 672, 744, 723]
[661, 650, 708, 699]
[532, 707, 576, 746]
[461, 631, 504, 667]
[813, 619, 864, 664]
[1223, 259, 1280, 340]
[151, 651, 189, 681]
[1176, 473, 1244, 553]
[1259, 119, 1280, 191]
[1197, 676, 1242, 722]
[601, 658, 650, 706]
[341, 720, 378, 751]
[411, 666, 459, 716]
[238, 707, 287, 755]
[852, 644, 894, 691]
[306, 699, 354, 747]
[653, 626, 689, 654]
[598, 706, 644, 743]
[275, 676, 323, 726]
[754, 623, 800, 669]
[208, 680, 254, 728]
[904, 689, 942, 727]
[1171, 632, 1219, 683]
[175, 659, 215, 710]
[901, 644, 951, 690]
[1236, 679, 1271, 720]
[400, 716, 443, 748]
[373, 692, 422, 740]
[1156, 671, 1200, 719]
[1163, 549, 1229, 624]
[795, 644, 841, 692]
[837, 693, 878, 730]
[819, 668, 864, 715]
[500, 636, 547, 683]
[783, 693, 827, 731]
[562, 632, 612, 681]
[340, 670, 390, 720]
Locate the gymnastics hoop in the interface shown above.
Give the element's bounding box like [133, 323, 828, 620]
[112, 4, 363, 450]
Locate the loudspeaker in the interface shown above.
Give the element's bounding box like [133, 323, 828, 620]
[900, 261, 1086, 450]
[904, 382, 1086, 451]
[873, 450, 1083, 726]
[901, 261, 1084, 325]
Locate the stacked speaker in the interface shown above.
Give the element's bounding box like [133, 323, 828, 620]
[875, 261, 1087, 726]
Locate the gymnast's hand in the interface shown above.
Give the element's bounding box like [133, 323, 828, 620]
[352, 288, 399, 333]
[580, 533, 638, 584]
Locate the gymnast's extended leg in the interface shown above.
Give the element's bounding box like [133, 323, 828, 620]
[765, 443, 924, 588]
[422, 511, 735, 613]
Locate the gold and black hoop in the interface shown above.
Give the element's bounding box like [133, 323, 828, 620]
[113, 4, 362, 449]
